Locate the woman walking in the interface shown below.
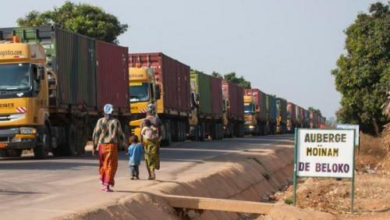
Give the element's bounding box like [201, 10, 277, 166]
[92, 104, 127, 192]
[141, 104, 162, 180]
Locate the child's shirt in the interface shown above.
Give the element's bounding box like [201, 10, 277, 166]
[128, 143, 143, 166]
[141, 126, 158, 140]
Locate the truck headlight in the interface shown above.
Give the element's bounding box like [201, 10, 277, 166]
[20, 127, 37, 134]
[249, 125, 255, 129]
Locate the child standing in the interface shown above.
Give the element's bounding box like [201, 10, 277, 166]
[127, 135, 143, 180]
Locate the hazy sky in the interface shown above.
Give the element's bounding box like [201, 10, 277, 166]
[0, 0, 382, 118]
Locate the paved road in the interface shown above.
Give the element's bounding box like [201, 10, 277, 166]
[0, 135, 293, 220]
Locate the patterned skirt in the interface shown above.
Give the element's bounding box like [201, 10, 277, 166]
[98, 143, 118, 186]
[143, 139, 160, 170]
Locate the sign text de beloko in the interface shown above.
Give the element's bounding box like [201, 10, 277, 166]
[297, 129, 355, 178]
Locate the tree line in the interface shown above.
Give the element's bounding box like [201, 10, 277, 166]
[332, 2, 389, 135]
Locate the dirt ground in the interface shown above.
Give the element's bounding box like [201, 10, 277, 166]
[269, 133, 390, 220]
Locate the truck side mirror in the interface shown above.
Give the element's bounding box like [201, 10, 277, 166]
[38, 66, 44, 80]
[156, 85, 161, 100]
[33, 65, 44, 80]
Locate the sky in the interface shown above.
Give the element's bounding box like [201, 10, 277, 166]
[0, 0, 383, 118]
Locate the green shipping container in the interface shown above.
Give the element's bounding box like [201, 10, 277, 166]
[260, 92, 267, 122]
[55, 28, 97, 107]
[266, 94, 277, 123]
[276, 98, 287, 123]
[0, 26, 97, 107]
[190, 70, 212, 116]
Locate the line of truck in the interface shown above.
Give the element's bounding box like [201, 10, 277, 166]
[0, 26, 326, 159]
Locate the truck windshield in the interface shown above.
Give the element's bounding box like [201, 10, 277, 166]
[129, 83, 150, 103]
[244, 104, 255, 114]
[0, 63, 31, 91]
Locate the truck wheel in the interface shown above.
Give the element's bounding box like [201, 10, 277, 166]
[161, 123, 171, 146]
[63, 125, 76, 156]
[199, 124, 205, 141]
[34, 144, 48, 159]
[34, 125, 51, 159]
[179, 121, 186, 142]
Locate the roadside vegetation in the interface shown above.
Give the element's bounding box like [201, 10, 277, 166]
[332, 2, 389, 135]
[17, 1, 128, 43]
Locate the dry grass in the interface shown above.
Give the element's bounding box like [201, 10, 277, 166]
[381, 124, 390, 152]
[356, 133, 388, 172]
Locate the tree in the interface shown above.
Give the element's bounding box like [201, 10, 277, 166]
[211, 71, 223, 79]
[331, 2, 390, 135]
[17, 1, 128, 43]
[308, 107, 322, 117]
[223, 72, 251, 89]
[383, 91, 390, 119]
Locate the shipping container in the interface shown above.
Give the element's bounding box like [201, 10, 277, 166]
[0, 26, 131, 158]
[56, 28, 97, 107]
[310, 110, 318, 128]
[244, 88, 267, 122]
[128, 53, 191, 114]
[304, 109, 310, 125]
[0, 26, 130, 111]
[287, 102, 296, 124]
[266, 94, 277, 123]
[295, 105, 301, 125]
[276, 98, 287, 124]
[211, 76, 223, 117]
[190, 70, 212, 115]
[96, 41, 129, 112]
[222, 81, 244, 120]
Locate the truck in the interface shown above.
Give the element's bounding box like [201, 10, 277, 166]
[295, 105, 304, 128]
[222, 81, 244, 137]
[188, 70, 223, 141]
[310, 110, 321, 128]
[265, 94, 277, 134]
[0, 26, 130, 159]
[128, 53, 191, 146]
[276, 97, 287, 134]
[286, 102, 296, 133]
[303, 109, 310, 128]
[243, 88, 267, 135]
[243, 93, 257, 135]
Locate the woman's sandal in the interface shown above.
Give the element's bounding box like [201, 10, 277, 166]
[105, 188, 113, 193]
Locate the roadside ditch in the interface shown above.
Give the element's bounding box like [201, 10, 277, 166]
[61, 143, 295, 220]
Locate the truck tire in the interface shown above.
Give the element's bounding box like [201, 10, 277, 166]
[34, 144, 48, 159]
[179, 121, 186, 142]
[199, 123, 205, 141]
[63, 125, 76, 156]
[34, 125, 51, 159]
[161, 123, 171, 146]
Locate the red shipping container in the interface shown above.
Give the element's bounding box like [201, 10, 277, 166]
[96, 41, 129, 112]
[128, 53, 191, 113]
[222, 81, 244, 120]
[287, 102, 296, 123]
[211, 76, 223, 117]
[244, 88, 267, 121]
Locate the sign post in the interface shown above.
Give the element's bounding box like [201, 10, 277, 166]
[337, 124, 360, 150]
[293, 128, 356, 213]
[293, 128, 298, 205]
